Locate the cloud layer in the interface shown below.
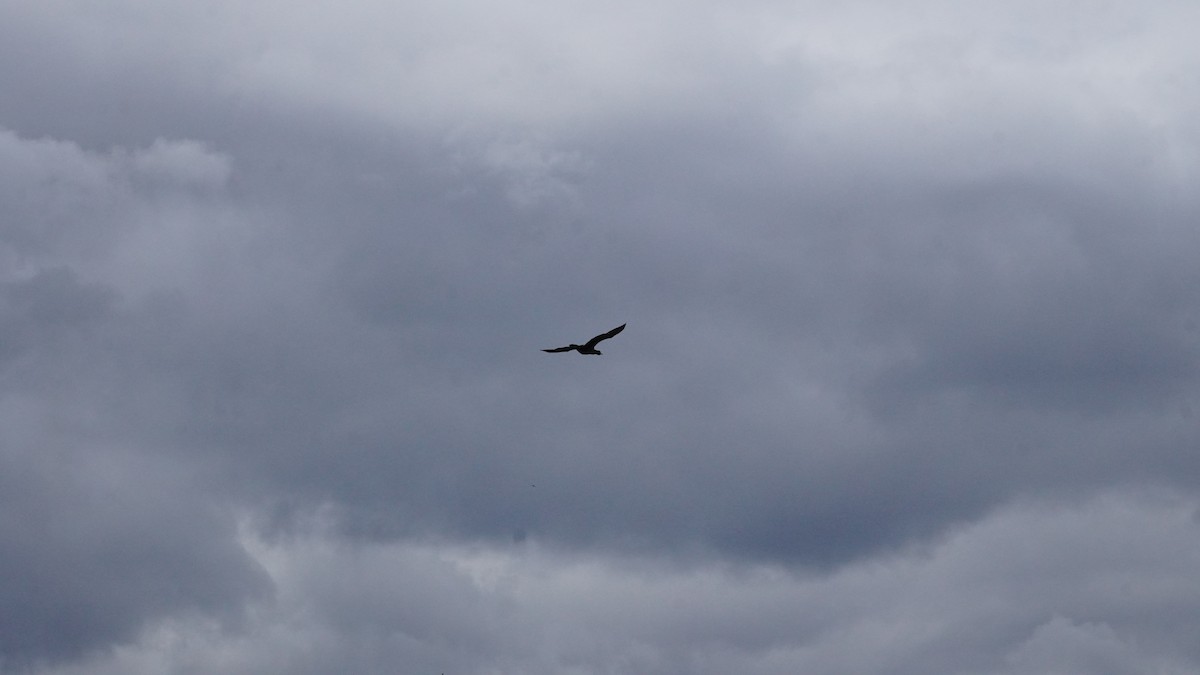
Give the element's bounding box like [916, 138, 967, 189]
[1, 1, 1199, 673]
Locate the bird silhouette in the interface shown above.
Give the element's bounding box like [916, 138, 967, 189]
[542, 323, 626, 355]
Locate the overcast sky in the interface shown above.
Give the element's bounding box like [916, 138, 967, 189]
[2, 1, 1199, 673]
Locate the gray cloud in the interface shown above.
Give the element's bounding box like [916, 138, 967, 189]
[0, 441, 268, 669]
[1, 0, 1199, 672]
[28, 494, 1200, 675]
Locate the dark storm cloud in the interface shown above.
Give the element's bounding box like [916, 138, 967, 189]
[37, 493, 1200, 675]
[0, 268, 115, 364]
[0, 129, 268, 668]
[0, 447, 269, 669]
[221, 110, 1199, 566]
[2, 0, 1200, 672]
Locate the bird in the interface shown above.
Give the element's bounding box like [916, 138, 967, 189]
[542, 323, 626, 355]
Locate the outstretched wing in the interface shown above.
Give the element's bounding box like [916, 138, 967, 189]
[542, 345, 576, 353]
[584, 323, 626, 349]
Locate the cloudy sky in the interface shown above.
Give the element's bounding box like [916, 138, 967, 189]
[2, 1, 1199, 673]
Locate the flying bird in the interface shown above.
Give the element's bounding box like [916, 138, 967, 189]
[542, 323, 626, 355]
